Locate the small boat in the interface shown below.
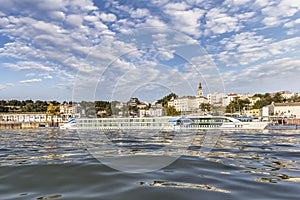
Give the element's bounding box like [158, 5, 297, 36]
[60, 118, 77, 129]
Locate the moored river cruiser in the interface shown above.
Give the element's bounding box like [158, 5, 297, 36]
[62, 116, 268, 130]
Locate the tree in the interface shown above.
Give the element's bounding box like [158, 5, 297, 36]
[273, 92, 284, 103]
[165, 106, 180, 116]
[0, 105, 8, 112]
[46, 102, 60, 126]
[94, 101, 112, 117]
[200, 103, 211, 112]
[226, 98, 250, 114]
[157, 93, 178, 107]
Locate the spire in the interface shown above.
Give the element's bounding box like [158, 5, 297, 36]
[198, 82, 203, 97]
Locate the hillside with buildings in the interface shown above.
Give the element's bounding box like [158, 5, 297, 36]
[1, 82, 300, 128]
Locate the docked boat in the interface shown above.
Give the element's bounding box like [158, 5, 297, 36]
[74, 116, 268, 130]
[60, 118, 77, 129]
[187, 116, 269, 130]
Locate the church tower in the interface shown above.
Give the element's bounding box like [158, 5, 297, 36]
[198, 82, 203, 97]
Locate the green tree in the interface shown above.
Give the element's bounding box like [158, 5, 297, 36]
[165, 106, 180, 116]
[94, 101, 112, 117]
[157, 93, 178, 107]
[226, 98, 250, 114]
[200, 103, 211, 112]
[46, 102, 60, 126]
[273, 92, 284, 103]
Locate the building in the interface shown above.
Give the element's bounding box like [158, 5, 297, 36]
[207, 92, 227, 107]
[238, 93, 252, 100]
[127, 97, 140, 107]
[197, 82, 203, 97]
[245, 109, 261, 118]
[59, 103, 81, 120]
[139, 104, 165, 117]
[168, 82, 208, 114]
[269, 102, 300, 118]
[279, 91, 295, 99]
[227, 93, 239, 104]
[0, 113, 62, 123]
[168, 96, 208, 114]
[137, 102, 148, 109]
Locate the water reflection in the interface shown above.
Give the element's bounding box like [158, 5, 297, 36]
[0, 129, 300, 184]
[138, 180, 230, 193]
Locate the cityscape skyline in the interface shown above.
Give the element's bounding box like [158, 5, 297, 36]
[0, 0, 300, 102]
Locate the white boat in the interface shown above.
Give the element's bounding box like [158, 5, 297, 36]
[74, 116, 268, 130]
[187, 116, 269, 130]
[60, 118, 77, 129]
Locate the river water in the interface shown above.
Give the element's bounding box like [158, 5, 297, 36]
[0, 129, 299, 200]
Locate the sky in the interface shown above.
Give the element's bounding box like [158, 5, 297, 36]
[0, 0, 300, 103]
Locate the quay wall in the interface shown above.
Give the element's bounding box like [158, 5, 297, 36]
[286, 119, 300, 125]
[0, 122, 63, 129]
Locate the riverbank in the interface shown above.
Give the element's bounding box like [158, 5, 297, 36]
[0, 122, 62, 129]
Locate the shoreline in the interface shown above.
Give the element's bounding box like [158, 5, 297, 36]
[0, 122, 61, 130]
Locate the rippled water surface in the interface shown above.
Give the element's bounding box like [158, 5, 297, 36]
[0, 129, 300, 200]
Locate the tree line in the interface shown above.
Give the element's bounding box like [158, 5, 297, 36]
[225, 92, 300, 113]
[0, 100, 60, 113]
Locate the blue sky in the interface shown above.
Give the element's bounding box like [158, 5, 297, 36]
[0, 0, 300, 102]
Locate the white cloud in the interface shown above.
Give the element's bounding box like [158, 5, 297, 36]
[205, 8, 242, 35]
[222, 56, 300, 93]
[0, 17, 9, 27]
[65, 14, 83, 28]
[0, 83, 14, 90]
[20, 78, 42, 84]
[48, 11, 65, 21]
[4, 61, 54, 71]
[143, 16, 167, 28]
[130, 8, 150, 18]
[39, 73, 53, 79]
[253, 0, 273, 8]
[164, 2, 190, 10]
[284, 18, 300, 28]
[260, 0, 300, 27]
[224, 0, 253, 6]
[99, 13, 117, 22]
[217, 31, 300, 67]
[25, 73, 36, 77]
[162, 2, 204, 37]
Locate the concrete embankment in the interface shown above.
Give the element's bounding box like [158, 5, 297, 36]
[0, 122, 61, 129]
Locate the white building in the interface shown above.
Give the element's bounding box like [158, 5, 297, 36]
[0, 113, 63, 123]
[166, 82, 208, 114]
[139, 104, 165, 117]
[226, 94, 239, 104]
[279, 91, 295, 99]
[207, 92, 227, 107]
[60, 103, 81, 120]
[168, 96, 208, 113]
[270, 102, 300, 118]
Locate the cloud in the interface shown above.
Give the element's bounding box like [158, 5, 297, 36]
[163, 4, 204, 37]
[99, 13, 117, 22]
[0, 0, 299, 100]
[65, 14, 83, 28]
[4, 61, 54, 71]
[19, 78, 42, 84]
[284, 18, 300, 28]
[260, 0, 300, 27]
[0, 83, 14, 90]
[39, 73, 53, 79]
[222, 56, 300, 93]
[217, 31, 300, 67]
[204, 7, 243, 35]
[130, 8, 150, 19]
